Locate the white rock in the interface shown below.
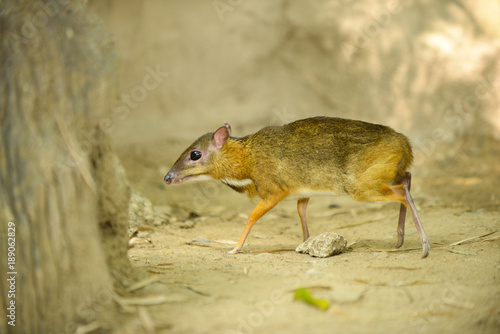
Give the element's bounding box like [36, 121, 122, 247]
[295, 232, 348, 258]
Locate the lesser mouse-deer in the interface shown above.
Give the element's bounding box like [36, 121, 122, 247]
[164, 117, 430, 258]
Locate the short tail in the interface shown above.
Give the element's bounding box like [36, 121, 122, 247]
[394, 132, 413, 183]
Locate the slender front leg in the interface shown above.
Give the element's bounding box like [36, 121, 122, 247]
[228, 191, 288, 254]
[396, 172, 411, 248]
[297, 198, 310, 241]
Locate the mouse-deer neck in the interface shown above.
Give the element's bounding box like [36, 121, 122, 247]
[210, 137, 252, 182]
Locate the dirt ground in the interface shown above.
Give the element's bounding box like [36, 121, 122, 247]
[114, 132, 500, 334]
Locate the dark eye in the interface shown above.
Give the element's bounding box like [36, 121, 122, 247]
[190, 151, 202, 161]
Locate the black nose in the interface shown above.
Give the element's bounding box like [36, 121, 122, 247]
[164, 173, 173, 184]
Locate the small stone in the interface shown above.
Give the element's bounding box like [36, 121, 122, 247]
[192, 237, 211, 243]
[295, 232, 348, 258]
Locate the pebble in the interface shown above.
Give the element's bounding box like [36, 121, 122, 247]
[192, 237, 211, 243]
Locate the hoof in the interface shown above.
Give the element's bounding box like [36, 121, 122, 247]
[421, 240, 430, 258]
[227, 248, 240, 255]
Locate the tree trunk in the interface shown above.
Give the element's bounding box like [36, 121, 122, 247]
[0, 1, 131, 332]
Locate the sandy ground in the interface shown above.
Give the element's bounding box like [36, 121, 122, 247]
[114, 133, 500, 334]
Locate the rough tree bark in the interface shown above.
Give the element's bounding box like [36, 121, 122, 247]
[0, 1, 132, 332]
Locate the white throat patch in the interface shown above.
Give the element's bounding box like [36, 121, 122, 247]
[220, 178, 253, 187]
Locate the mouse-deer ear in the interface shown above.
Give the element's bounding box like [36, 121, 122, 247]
[213, 123, 231, 149]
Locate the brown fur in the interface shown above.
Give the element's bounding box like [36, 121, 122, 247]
[169, 116, 412, 200]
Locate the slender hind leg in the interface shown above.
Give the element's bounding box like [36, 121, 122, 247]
[396, 172, 411, 248]
[297, 198, 310, 241]
[350, 170, 430, 258]
[390, 181, 430, 258]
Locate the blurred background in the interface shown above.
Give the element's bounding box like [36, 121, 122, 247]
[88, 0, 500, 209]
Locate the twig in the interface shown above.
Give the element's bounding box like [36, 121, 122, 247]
[347, 240, 358, 248]
[138, 306, 156, 334]
[442, 297, 475, 310]
[482, 235, 500, 242]
[185, 286, 211, 297]
[336, 216, 385, 229]
[364, 247, 421, 253]
[449, 231, 496, 246]
[248, 248, 295, 254]
[126, 275, 161, 292]
[443, 248, 477, 256]
[367, 266, 421, 271]
[114, 293, 169, 306]
[185, 241, 211, 247]
[365, 231, 497, 255]
[354, 278, 430, 287]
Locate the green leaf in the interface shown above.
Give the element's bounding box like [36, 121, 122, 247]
[293, 288, 330, 311]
